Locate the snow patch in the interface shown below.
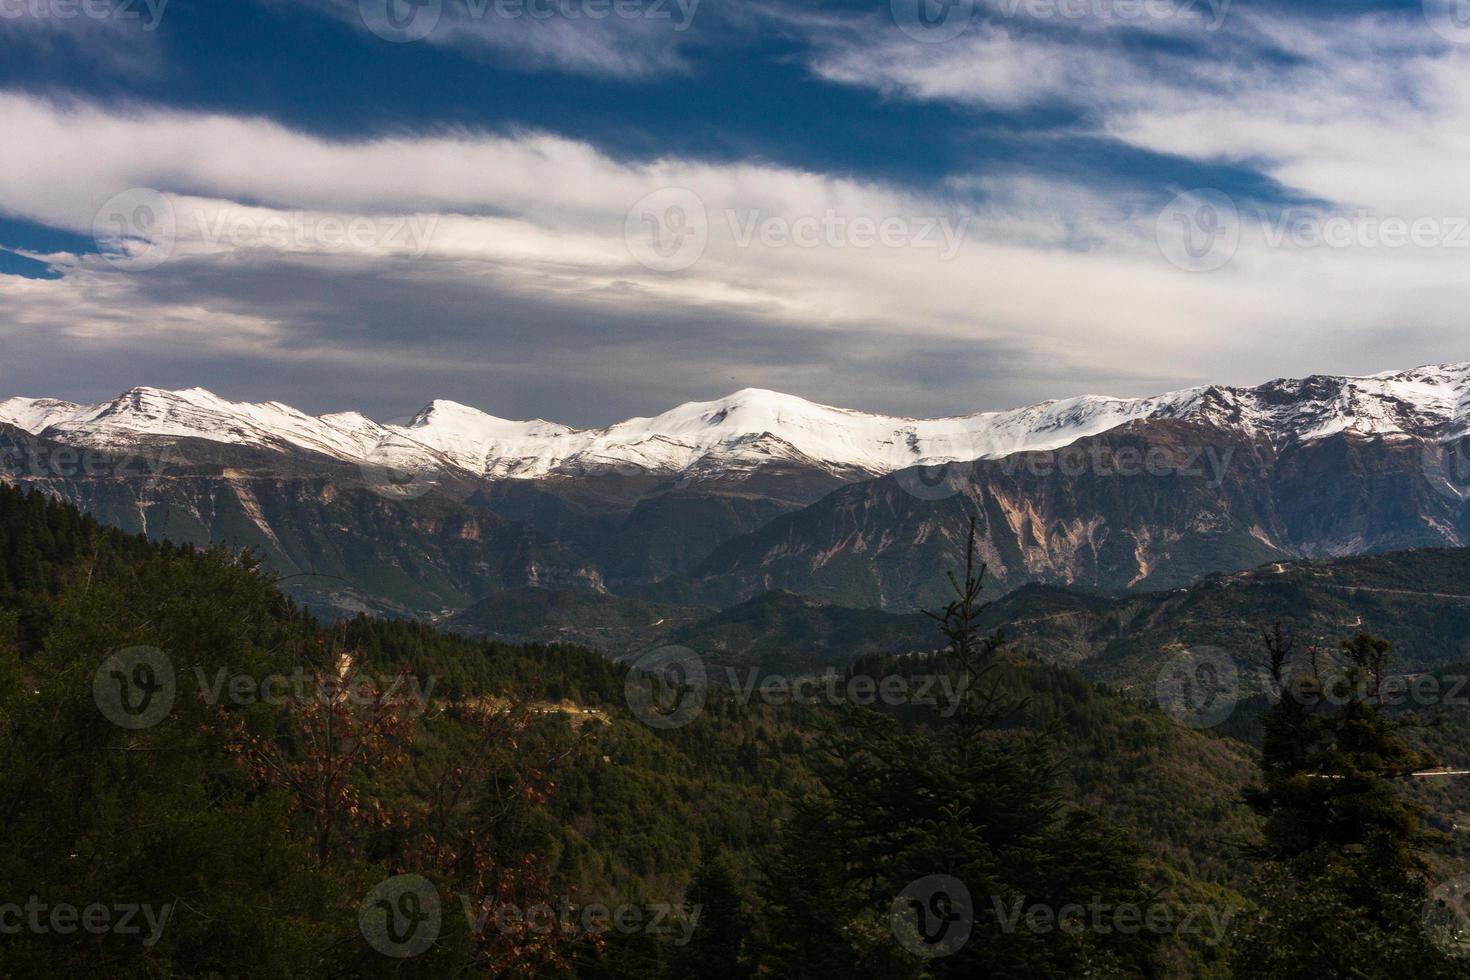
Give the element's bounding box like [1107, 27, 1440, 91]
[6, 361, 1470, 484]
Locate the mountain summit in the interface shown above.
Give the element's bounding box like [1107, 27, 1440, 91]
[4, 362, 1470, 483]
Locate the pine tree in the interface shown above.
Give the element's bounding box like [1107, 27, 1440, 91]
[761, 521, 1160, 978]
[1232, 628, 1462, 978]
[674, 848, 751, 979]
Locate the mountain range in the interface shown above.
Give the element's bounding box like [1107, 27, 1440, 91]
[444, 547, 1470, 693]
[6, 362, 1470, 482]
[5, 362, 1470, 620]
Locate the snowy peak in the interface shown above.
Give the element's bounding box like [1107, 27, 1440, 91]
[398, 400, 578, 477]
[6, 362, 1470, 484]
[0, 386, 390, 462]
[1219, 364, 1470, 442]
[0, 397, 83, 434]
[414, 401, 575, 441]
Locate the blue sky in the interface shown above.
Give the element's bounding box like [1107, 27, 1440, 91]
[2, 0, 1469, 424]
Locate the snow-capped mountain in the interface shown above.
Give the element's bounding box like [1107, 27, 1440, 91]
[7, 361, 1470, 618]
[5, 362, 1470, 483]
[0, 387, 388, 462]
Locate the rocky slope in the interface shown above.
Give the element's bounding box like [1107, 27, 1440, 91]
[667, 417, 1470, 609]
[6, 362, 1470, 617]
[8, 362, 1470, 485]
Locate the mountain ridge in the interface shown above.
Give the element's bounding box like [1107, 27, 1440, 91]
[445, 546, 1470, 692]
[10, 361, 1470, 619]
[7, 360, 1470, 486]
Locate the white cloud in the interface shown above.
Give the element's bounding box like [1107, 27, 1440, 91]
[0, 0, 166, 75]
[292, 0, 701, 78]
[810, 20, 1094, 109]
[804, 6, 1470, 221]
[2, 88, 1470, 420]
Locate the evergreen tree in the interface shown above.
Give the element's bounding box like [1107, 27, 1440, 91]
[674, 848, 751, 979]
[761, 522, 1161, 978]
[1232, 628, 1462, 978]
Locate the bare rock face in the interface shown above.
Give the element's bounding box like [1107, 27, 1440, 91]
[6, 361, 1470, 618]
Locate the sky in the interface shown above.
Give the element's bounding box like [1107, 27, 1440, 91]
[2, 0, 1470, 426]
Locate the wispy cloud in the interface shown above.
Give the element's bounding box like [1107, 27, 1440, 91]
[293, 0, 706, 78]
[2, 80, 1469, 422]
[802, 5, 1470, 217]
[0, 0, 167, 76]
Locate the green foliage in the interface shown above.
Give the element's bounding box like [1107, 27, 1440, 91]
[673, 848, 753, 979]
[761, 527, 1166, 978]
[1231, 629, 1463, 978]
[6, 482, 1455, 977]
[980, 548, 1470, 690]
[0, 484, 808, 976]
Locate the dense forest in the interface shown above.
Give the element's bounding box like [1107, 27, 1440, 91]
[0, 483, 1465, 977]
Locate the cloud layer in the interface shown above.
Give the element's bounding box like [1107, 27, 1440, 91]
[2, 2, 1469, 423]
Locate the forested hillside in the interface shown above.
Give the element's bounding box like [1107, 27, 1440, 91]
[1, 484, 1463, 976]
